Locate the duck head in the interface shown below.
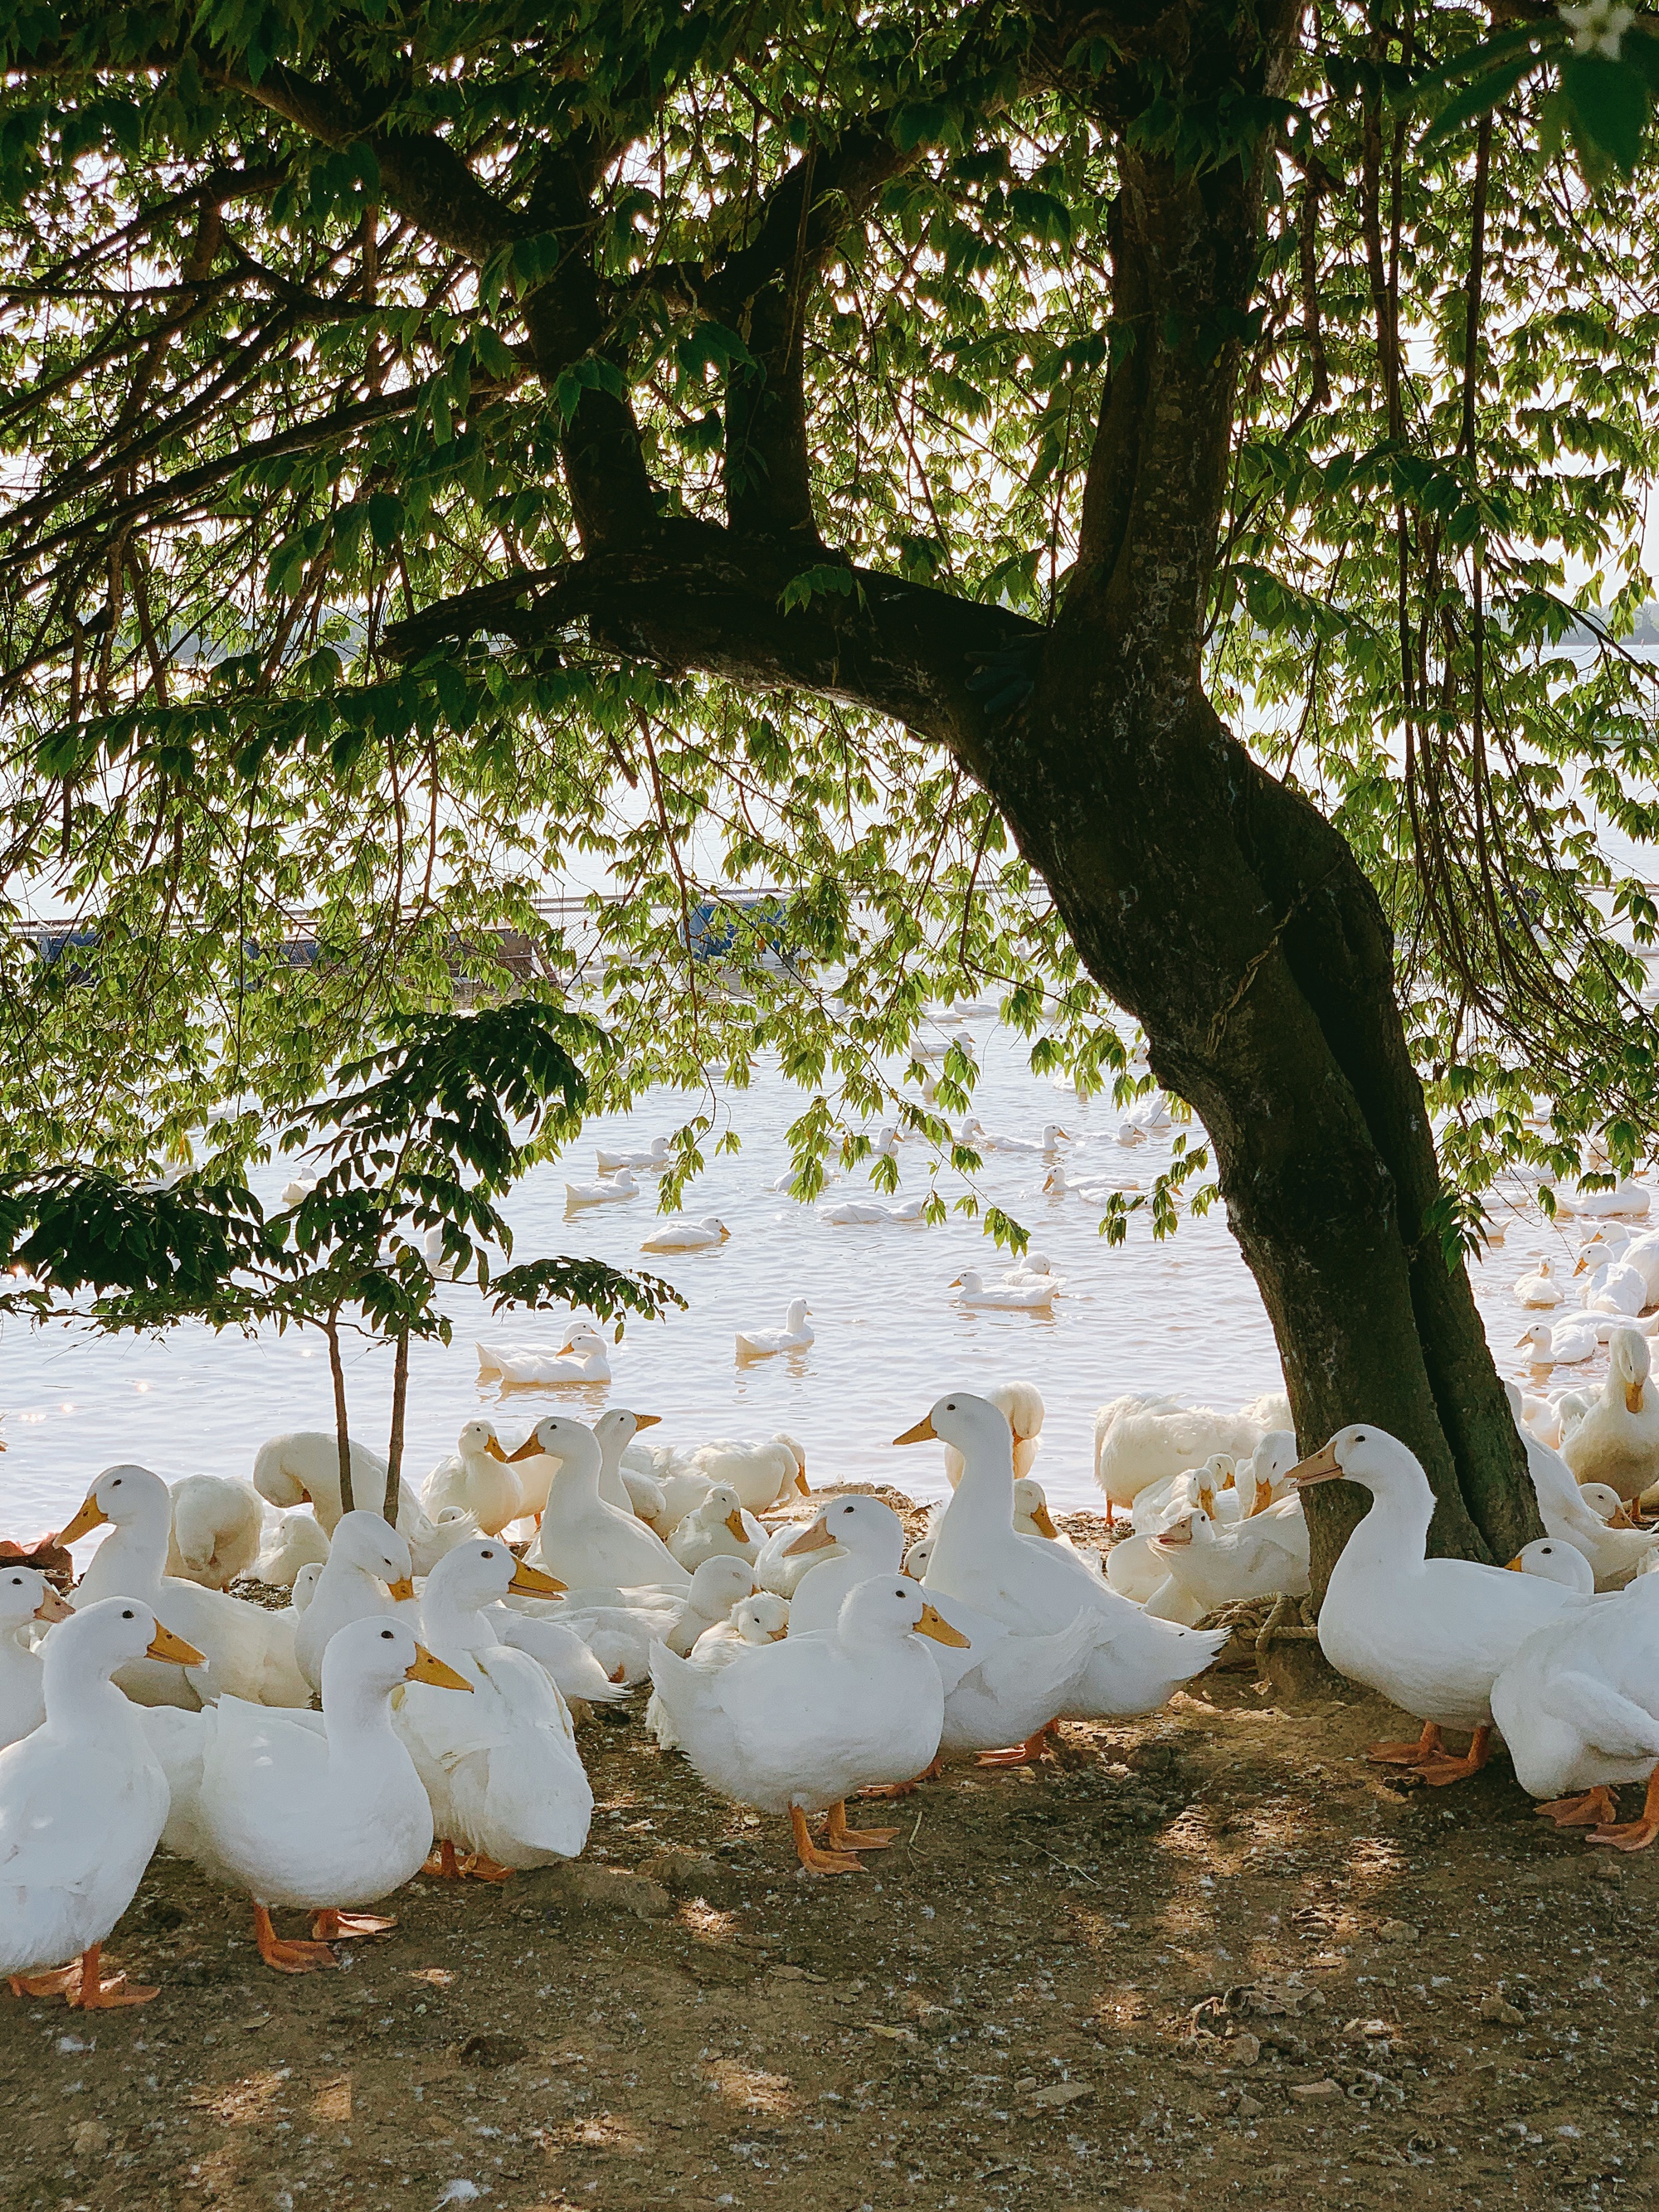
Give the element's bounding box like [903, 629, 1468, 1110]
[902, 1537, 934, 1580]
[701, 1485, 750, 1541]
[1013, 1480, 1058, 1539]
[57, 1462, 169, 1546]
[425, 1537, 564, 1610]
[328, 1510, 417, 1602]
[686, 1554, 759, 1616]
[0, 1564, 71, 1630]
[785, 1495, 902, 1560]
[734, 1593, 791, 1643]
[894, 1392, 1012, 1470]
[837, 1576, 970, 1648]
[594, 1407, 661, 1456]
[508, 1414, 601, 1474]
[1611, 1327, 1650, 1415]
[1505, 1537, 1596, 1592]
[1288, 1424, 1431, 1505]
[320, 1612, 473, 1704]
[54, 1596, 205, 1677]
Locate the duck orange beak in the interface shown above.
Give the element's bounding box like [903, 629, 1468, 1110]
[724, 1508, 749, 1541]
[1030, 1503, 1059, 1540]
[893, 1414, 936, 1446]
[507, 1433, 547, 1462]
[783, 1516, 834, 1558]
[484, 1437, 512, 1461]
[56, 1495, 109, 1545]
[147, 1621, 207, 1665]
[508, 1560, 565, 1596]
[388, 1576, 416, 1602]
[32, 1586, 72, 1624]
[407, 1644, 474, 1691]
[634, 1412, 662, 1430]
[914, 1603, 970, 1650]
[1628, 1382, 1646, 1414]
[1288, 1441, 1345, 1488]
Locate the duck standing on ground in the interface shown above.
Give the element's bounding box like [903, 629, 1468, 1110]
[1294, 1424, 1592, 1782]
[397, 1540, 588, 1879]
[144, 1616, 471, 1972]
[902, 1394, 1228, 1755]
[1491, 1573, 1659, 1848]
[522, 1416, 691, 1590]
[649, 1578, 967, 1872]
[1, 1599, 203, 2007]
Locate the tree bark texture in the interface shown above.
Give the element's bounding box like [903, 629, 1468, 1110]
[385, 1325, 409, 1528]
[326, 1313, 354, 1518]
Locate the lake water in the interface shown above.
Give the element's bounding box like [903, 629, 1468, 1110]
[0, 1018, 1623, 1541]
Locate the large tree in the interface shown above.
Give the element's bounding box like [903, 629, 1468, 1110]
[3, 2, 1659, 1569]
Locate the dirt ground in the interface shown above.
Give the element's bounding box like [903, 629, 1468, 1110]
[3, 1500, 1657, 2212]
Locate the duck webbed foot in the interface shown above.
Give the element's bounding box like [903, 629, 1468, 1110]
[1589, 1768, 1659, 1852]
[10, 1945, 156, 2009]
[254, 1905, 338, 1974]
[1536, 1787, 1619, 1829]
[1366, 1721, 1446, 1767]
[1415, 1724, 1492, 1787]
[788, 1806, 864, 1874]
[825, 1802, 898, 1851]
[977, 1723, 1059, 1771]
[861, 1757, 943, 1799]
[310, 1909, 398, 1939]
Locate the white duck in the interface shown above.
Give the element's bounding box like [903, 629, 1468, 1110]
[596, 1136, 672, 1173]
[978, 1122, 1070, 1156]
[1000, 1252, 1067, 1292]
[1513, 1259, 1564, 1308]
[943, 1380, 1044, 1485]
[590, 1407, 665, 1520]
[0, 1598, 202, 2008]
[668, 1485, 761, 1572]
[685, 1432, 810, 1516]
[0, 1568, 71, 1751]
[649, 1578, 966, 1872]
[565, 1167, 640, 1207]
[902, 1395, 1228, 1734]
[521, 1415, 690, 1590]
[252, 1509, 331, 1589]
[819, 1198, 926, 1226]
[1517, 1316, 1600, 1368]
[61, 1466, 309, 1709]
[736, 1299, 815, 1361]
[1490, 1573, 1659, 1845]
[143, 1615, 471, 1972]
[951, 1270, 1055, 1313]
[165, 1475, 265, 1590]
[1143, 1500, 1311, 1621]
[1561, 1328, 1659, 1505]
[640, 1215, 731, 1252]
[251, 1432, 469, 1574]
[294, 1512, 416, 1696]
[1507, 1537, 1597, 1592]
[1092, 1393, 1278, 1524]
[421, 1419, 526, 1536]
[543, 1556, 759, 1685]
[1584, 1262, 1647, 1317]
[476, 1325, 613, 1387]
[781, 1497, 1101, 1766]
[396, 1539, 590, 1879]
[1504, 1382, 1659, 1587]
[1294, 1423, 1592, 1782]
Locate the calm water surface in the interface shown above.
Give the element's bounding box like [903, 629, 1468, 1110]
[0, 1021, 1617, 1539]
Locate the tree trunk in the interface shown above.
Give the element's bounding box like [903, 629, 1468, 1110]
[384, 1325, 409, 1528]
[325, 1312, 354, 1517]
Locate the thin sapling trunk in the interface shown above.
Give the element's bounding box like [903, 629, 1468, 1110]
[325, 1310, 354, 1516]
[384, 1324, 409, 1527]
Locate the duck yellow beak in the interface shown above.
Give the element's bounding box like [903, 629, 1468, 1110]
[893, 1414, 936, 1446]
[634, 1412, 662, 1430]
[1628, 1382, 1646, 1414]
[1156, 1519, 1194, 1548]
[1505, 1554, 1525, 1571]
[947, 1275, 964, 1288]
[768, 1625, 788, 1641]
[56, 1495, 109, 1545]
[407, 1643, 474, 1692]
[783, 1515, 834, 1558]
[147, 1621, 207, 1665]
[508, 1559, 565, 1596]
[507, 1433, 547, 1462]
[32, 1586, 72, 1624]
[1289, 1441, 1345, 1488]
[794, 1462, 810, 1495]
[724, 1508, 749, 1541]
[388, 1576, 416, 1602]
[484, 1437, 512, 1461]
[1030, 1503, 1060, 1540]
[1249, 1479, 1273, 1518]
[914, 1602, 970, 1650]
[299, 1487, 312, 1505]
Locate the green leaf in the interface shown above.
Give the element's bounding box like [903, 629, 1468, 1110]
[1562, 52, 1652, 177]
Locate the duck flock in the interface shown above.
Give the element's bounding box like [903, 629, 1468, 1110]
[8, 1096, 1659, 2015]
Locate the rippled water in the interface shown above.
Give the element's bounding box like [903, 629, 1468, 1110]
[0, 1018, 1625, 1540]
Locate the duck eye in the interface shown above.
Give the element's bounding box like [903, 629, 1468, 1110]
[381, 1629, 394, 1641]
[122, 1607, 135, 1619]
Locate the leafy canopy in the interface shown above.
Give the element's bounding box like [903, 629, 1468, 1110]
[1, 2, 1657, 1243]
